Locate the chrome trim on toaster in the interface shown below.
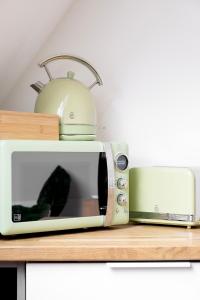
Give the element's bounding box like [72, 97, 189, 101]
[130, 211, 195, 222]
[104, 143, 115, 227]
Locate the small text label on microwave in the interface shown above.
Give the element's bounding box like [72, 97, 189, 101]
[13, 214, 21, 222]
[69, 112, 75, 119]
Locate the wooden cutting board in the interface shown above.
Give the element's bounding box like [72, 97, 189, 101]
[0, 110, 59, 140]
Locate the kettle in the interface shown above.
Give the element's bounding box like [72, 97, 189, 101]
[31, 55, 103, 141]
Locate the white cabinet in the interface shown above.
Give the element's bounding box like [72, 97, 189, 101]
[0, 263, 25, 300]
[26, 262, 200, 300]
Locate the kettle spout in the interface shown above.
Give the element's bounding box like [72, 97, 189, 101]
[30, 81, 45, 93]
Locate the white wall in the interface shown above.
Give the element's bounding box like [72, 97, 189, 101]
[3, 0, 200, 167]
[0, 0, 74, 100]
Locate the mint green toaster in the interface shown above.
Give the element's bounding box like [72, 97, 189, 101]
[129, 167, 200, 228]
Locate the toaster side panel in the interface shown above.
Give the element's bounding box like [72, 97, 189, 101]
[189, 168, 200, 221]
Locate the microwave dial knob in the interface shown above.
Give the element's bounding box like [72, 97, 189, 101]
[115, 154, 128, 171]
[117, 178, 127, 189]
[117, 194, 127, 206]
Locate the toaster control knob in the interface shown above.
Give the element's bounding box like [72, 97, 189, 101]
[117, 194, 127, 206]
[117, 178, 127, 189]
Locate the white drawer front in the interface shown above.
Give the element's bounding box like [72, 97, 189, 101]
[26, 262, 200, 300]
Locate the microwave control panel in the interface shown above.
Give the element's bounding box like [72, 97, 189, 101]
[111, 143, 129, 225]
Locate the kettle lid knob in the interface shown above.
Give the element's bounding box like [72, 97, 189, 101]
[67, 71, 75, 79]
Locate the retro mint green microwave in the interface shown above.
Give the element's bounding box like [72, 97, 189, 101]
[129, 167, 200, 228]
[0, 140, 129, 235]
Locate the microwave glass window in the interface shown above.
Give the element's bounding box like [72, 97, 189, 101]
[11, 152, 108, 222]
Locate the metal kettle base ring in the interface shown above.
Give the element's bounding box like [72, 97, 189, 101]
[59, 134, 96, 141]
[59, 124, 96, 135]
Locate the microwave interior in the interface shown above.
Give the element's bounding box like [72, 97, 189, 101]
[12, 152, 108, 222]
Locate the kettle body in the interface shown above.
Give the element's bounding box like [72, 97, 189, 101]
[31, 55, 103, 141]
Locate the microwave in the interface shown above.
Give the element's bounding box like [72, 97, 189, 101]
[0, 140, 129, 235]
[129, 167, 200, 228]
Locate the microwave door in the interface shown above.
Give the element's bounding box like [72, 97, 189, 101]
[98, 152, 108, 216]
[12, 151, 108, 222]
[103, 143, 115, 227]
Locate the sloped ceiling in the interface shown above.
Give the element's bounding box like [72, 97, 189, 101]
[0, 0, 74, 102]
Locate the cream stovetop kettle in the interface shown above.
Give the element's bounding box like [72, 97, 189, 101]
[31, 55, 103, 141]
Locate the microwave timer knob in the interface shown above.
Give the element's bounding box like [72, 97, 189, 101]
[117, 178, 127, 189]
[115, 154, 128, 171]
[117, 194, 127, 206]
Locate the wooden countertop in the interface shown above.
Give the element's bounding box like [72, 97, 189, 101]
[1, 224, 200, 261]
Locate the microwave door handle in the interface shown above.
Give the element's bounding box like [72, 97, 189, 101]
[103, 143, 115, 227]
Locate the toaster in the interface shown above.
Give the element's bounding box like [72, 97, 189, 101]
[129, 167, 200, 228]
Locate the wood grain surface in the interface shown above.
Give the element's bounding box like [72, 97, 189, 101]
[1, 224, 200, 261]
[0, 110, 59, 140]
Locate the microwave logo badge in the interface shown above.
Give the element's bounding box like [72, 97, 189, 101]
[13, 213, 21, 222]
[154, 204, 159, 213]
[69, 112, 75, 119]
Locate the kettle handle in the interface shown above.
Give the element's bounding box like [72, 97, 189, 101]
[39, 55, 103, 89]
